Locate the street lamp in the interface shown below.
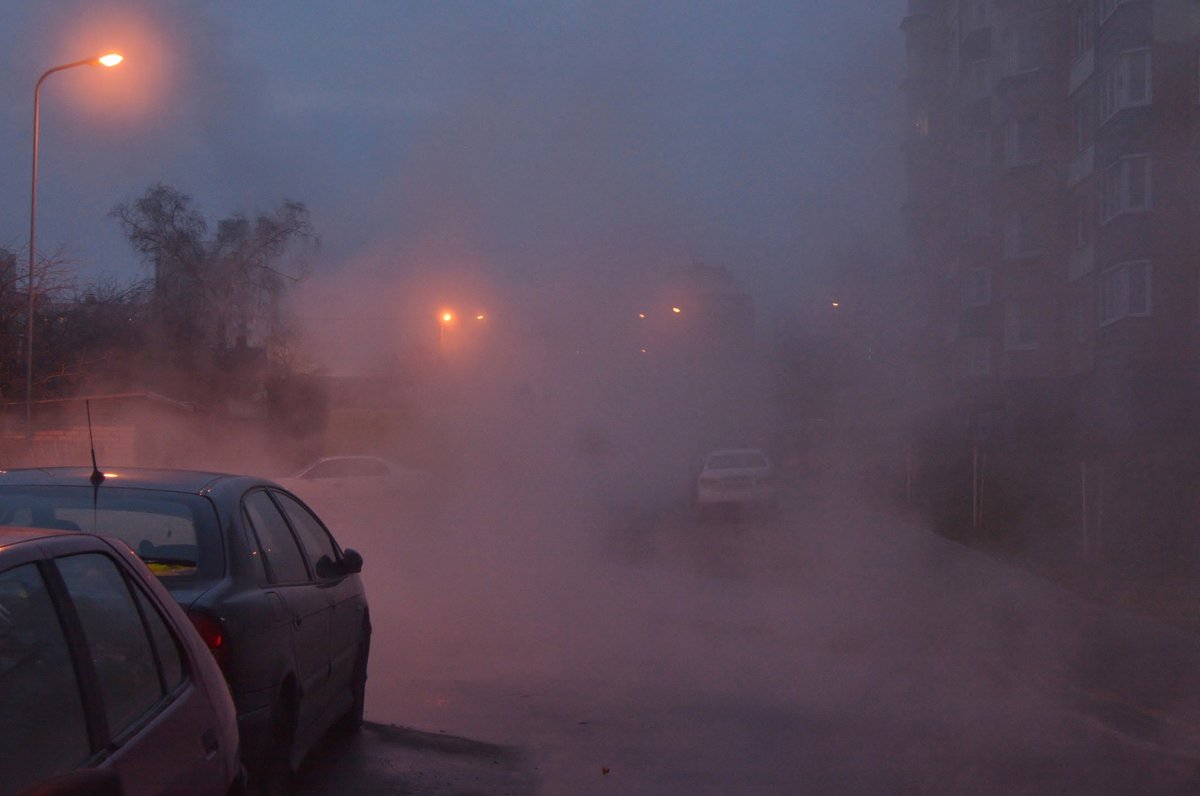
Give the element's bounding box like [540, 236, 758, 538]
[26, 52, 123, 438]
[438, 310, 454, 351]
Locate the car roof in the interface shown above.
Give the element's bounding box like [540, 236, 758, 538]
[705, 448, 767, 457]
[0, 525, 70, 547]
[0, 466, 261, 494]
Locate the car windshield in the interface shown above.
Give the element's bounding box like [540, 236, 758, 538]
[0, 486, 223, 581]
[706, 452, 768, 469]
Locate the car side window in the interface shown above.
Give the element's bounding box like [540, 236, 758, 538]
[305, 460, 343, 479]
[130, 583, 185, 691]
[0, 563, 91, 793]
[56, 553, 175, 742]
[272, 491, 339, 578]
[349, 458, 387, 477]
[243, 491, 310, 584]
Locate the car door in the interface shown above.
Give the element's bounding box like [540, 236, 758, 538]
[242, 490, 332, 735]
[271, 490, 367, 694]
[0, 560, 94, 794]
[52, 550, 229, 796]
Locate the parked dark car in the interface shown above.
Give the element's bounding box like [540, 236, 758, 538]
[0, 525, 240, 796]
[0, 468, 371, 795]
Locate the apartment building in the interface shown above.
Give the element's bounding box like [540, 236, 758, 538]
[900, 0, 1200, 559]
[902, 0, 1200, 446]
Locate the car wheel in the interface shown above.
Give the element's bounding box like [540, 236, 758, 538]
[255, 690, 296, 796]
[338, 622, 371, 733]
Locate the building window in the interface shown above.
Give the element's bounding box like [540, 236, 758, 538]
[1098, 0, 1133, 24]
[1004, 208, 1043, 259]
[1073, 294, 1091, 344]
[1100, 49, 1151, 122]
[965, 59, 990, 99]
[968, 129, 991, 167]
[1004, 301, 1039, 350]
[963, 336, 991, 377]
[963, 267, 991, 307]
[1099, 261, 1152, 324]
[966, 200, 990, 238]
[913, 111, 930, 138]
[1004, 117, 1039, 166]
[1099, 154, 1151, 222]
[1073, 1, 1095, 60]
[1002, 21, 1042, 76]
[1072, 194, 1092, 250]
[962, 0, 989, 33]
[1071, 89, 1094, 154]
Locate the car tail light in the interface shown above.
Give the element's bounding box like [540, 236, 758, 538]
[188, 610, 230, 673]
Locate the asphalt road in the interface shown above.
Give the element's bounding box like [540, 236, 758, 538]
[290, 478, 1200, 795]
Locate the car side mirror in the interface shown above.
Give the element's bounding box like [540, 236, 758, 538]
[16, 769, 123, 796]
[342, 548, 364, 574]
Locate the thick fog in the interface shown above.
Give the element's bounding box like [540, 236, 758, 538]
[8, 2, 1198, 793]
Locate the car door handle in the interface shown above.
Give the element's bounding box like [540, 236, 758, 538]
[202, 728, 219, 758]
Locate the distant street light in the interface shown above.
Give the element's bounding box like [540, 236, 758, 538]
[438, 310, 454, 351]
[26, 52, 124, 439]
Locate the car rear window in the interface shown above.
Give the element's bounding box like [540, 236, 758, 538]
[706, 452, 768, 469]
[0, 486, 223, 581]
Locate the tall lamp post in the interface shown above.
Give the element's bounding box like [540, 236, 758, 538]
[27, 52, 123, 439]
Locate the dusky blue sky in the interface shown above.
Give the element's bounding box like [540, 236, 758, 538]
[1, 1, 906, 328]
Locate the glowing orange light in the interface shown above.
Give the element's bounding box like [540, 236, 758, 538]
[475, 313, 485, 321]
[97, 53, 124, 67]
[440, 312, 453, 323]
[638, 312, 646, 319]
[831, 302, 840, 309]
[671, 307, 681, 314]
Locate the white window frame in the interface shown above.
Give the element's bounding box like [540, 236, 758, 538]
[1100, 48, 1152, 122]
[1099, 154, 1152, 222]
[1099, 260, 1152, 325]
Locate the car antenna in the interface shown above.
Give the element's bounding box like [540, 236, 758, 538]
[86, 400, 105, 486]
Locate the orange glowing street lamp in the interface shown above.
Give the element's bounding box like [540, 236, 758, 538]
[26, 52, 124, 438]
[438, 310, 454, 349]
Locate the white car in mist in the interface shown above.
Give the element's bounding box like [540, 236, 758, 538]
[279, 455, 432, 502]
[695, 448, 779, 513]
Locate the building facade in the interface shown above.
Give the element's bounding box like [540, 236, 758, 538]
[901, 0, 1200, 558]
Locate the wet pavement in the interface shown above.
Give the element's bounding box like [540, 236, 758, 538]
[293, 479, 1200, 794]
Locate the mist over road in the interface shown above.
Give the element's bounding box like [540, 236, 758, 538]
[294, 475, 1200, 795]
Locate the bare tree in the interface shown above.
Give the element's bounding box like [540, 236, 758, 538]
[111, 183, 318, 357]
